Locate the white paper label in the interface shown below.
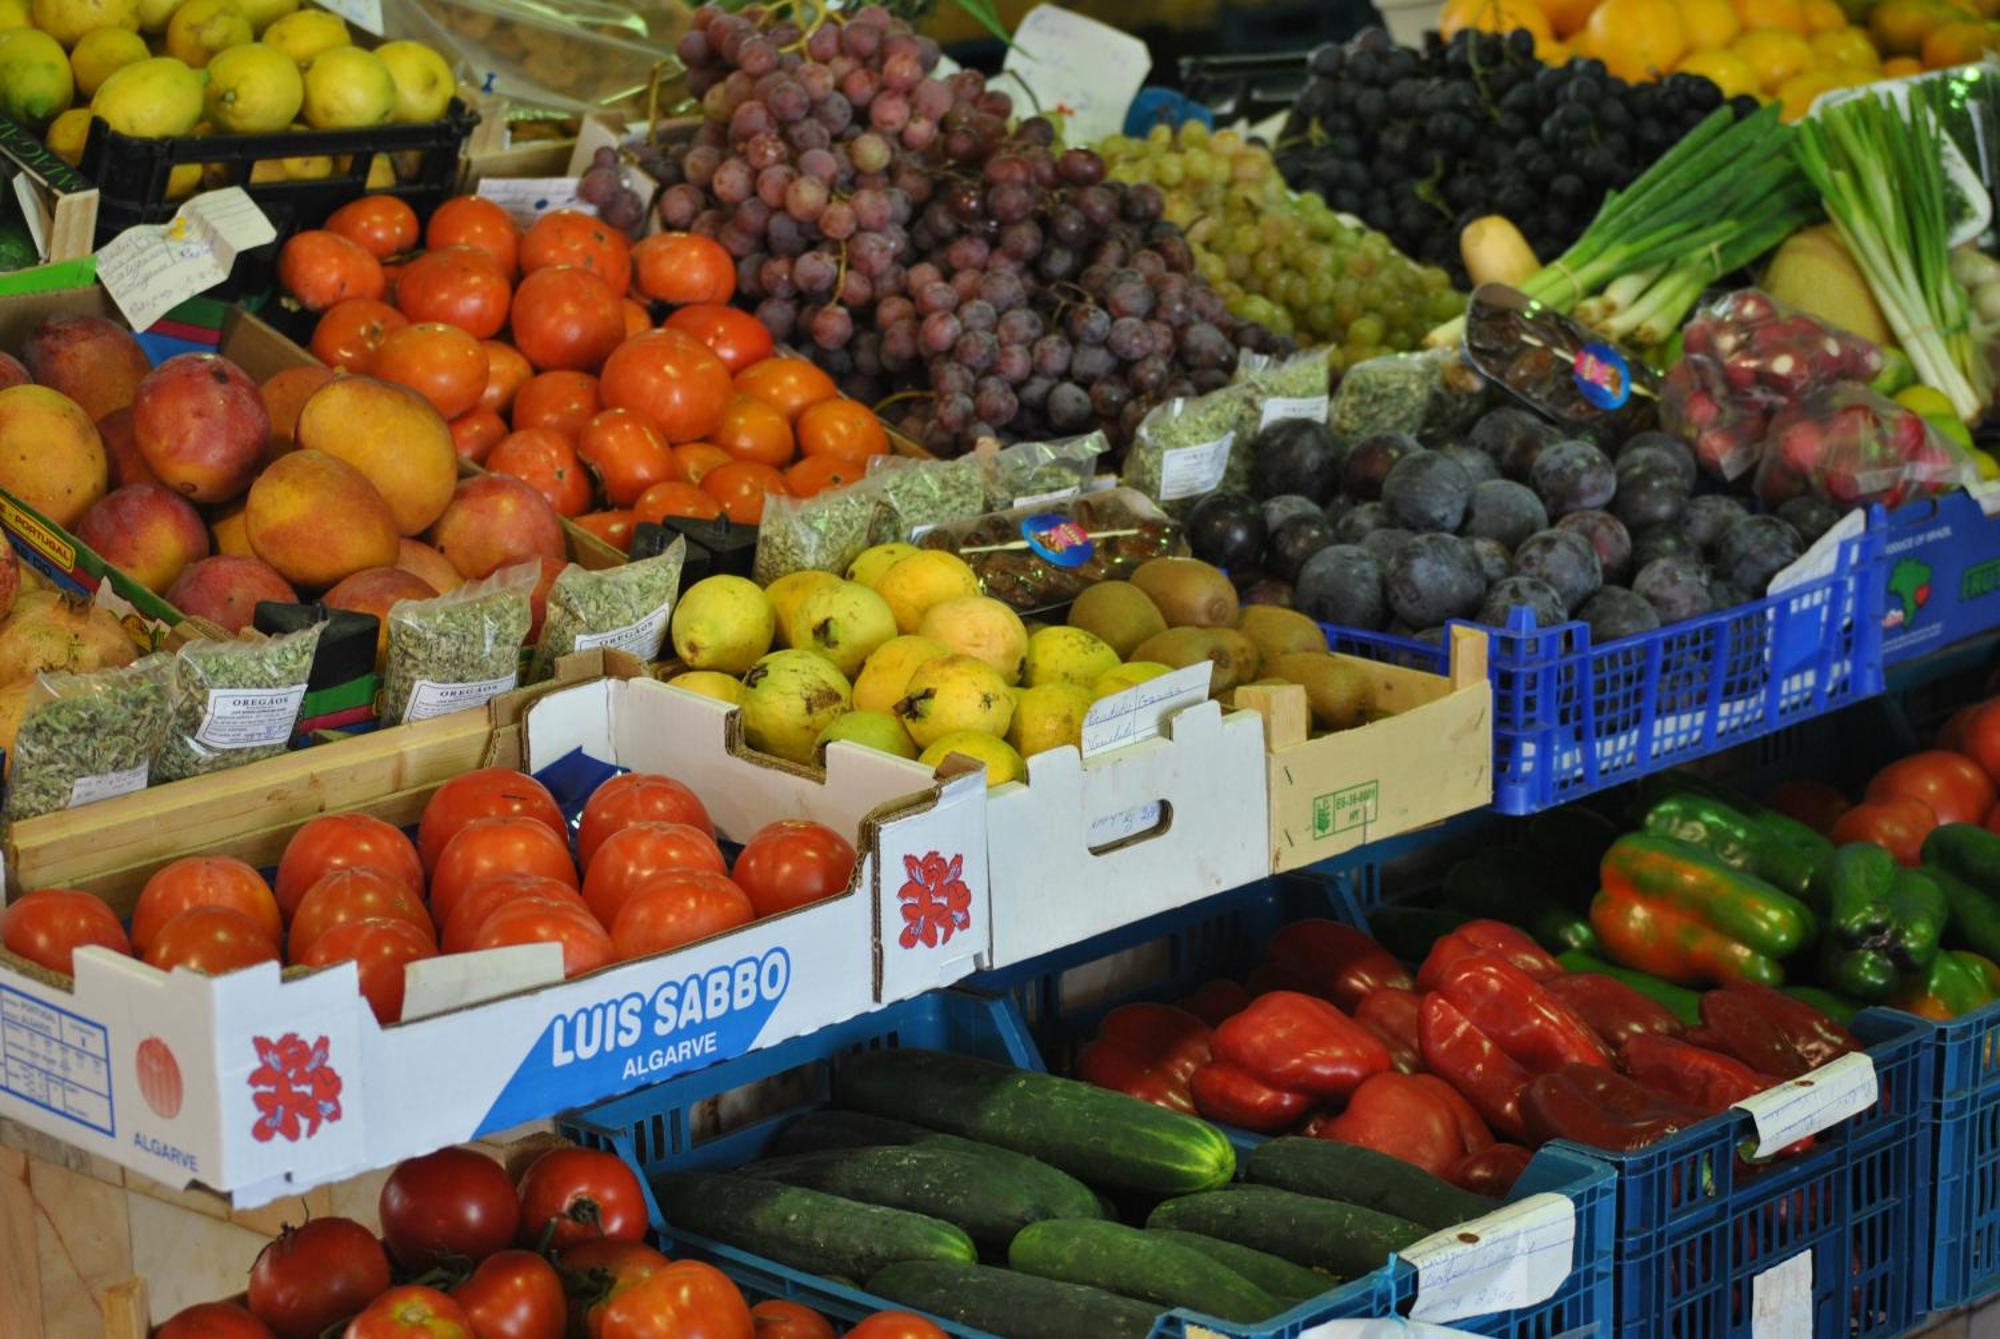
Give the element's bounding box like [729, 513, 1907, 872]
[1156, 433, 1233, 501]
[994, 5, 1150, 146]
[1751, 1250, 1812, 1339]
[1768, 507, 1865, 595]
[403, 673, 519, 723]
[573, 602, 672, 659]
[194, 684, 307, 750]
[1080, 662, 1210, 758]
[1260, 394, 1330, 430]
[1013, 486, 1081, 509]
[67, 763, 149, 808]
[312, 0, 382, 32]
[476, 178, 592, 230]
[1732, 1052, 1878, 1158]
[96, 189, 276, 333]
[1402, 1193, 1575, 1322]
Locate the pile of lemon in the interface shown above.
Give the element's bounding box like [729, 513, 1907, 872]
[0, 0, 455, 182]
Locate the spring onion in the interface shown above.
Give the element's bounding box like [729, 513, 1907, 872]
[1793, 85, 1992, 421]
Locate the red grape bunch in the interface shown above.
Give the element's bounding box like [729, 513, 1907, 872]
[576, 146, 648, 234]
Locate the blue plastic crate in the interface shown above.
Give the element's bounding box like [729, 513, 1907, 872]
[1321, 512, 1888, 814]
[1920, 1001, 2000, 1313]
[1883, 488, 2000, 665]
[561, 989, 1408, 1337]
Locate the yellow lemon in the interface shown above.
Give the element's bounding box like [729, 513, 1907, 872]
[1883, 53, 1926, 72]
[917, 730, 1025, 787]
[1580, 0, 1687, 80]
[299, 43, 392, 127]
[67, 23, 143, 93]
[1533, 0, 1599, 38]
[1734, 0, 1808, 31]
[1809, 25, 1880, 65]
[231, 0, 292, 30]
[133, 0, 174, 32]
[1441, 0, 1553, 41]
[1802, 0, 1847, 27]
[1923, 17, 1992, 64]
[163, 161, 199, 198]
[42, 105, 90, 162]
[364, 151, 395, 186]
[1732, 27, 1816, 88]
[1682, 0, 1742, 46]
[30, 0, 137, 47]
[203, 38, 298, 130]
[1776, 67, 1842, 117]
[90, 54, 204, 136]
[164, 0, 248, 67]
[373, 38, 452, 122]
[260, 7, 344, 65]
[0, 0, 31, 26]
[278, 125, 331, 179]
[1676, 45, 1762, 94]
[1870, 0, 1945, 54]
[0, 27, 73, 127]
[1896, 385, 1957, 419]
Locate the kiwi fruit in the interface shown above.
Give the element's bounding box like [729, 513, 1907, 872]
[1132, 627, 1263, 698]
[1237, 605, 1330, 666]
[1129, 557, 1240, 628]
[1067, 580, 1168, 659]
[1274, 652, 1375, 731]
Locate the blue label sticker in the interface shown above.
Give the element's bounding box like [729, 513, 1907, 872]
[1572, 342, 1632, 410]
[1022, 512, 1094, 568]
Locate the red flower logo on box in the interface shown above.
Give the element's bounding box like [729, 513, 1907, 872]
[897, 851, 971, 949]
[247, 1033, 343, 1142]
[135, 1038, 183, 1120]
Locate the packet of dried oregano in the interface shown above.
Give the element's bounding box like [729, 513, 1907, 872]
[4, 654, 172, 820]
[530, 540, 686, 682]
[381, 561, 536, 726]
[153, 624, 323, 783]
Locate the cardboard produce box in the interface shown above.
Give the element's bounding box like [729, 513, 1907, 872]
[0, 673, 986, 1203]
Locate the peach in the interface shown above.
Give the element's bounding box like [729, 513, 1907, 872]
[0, 353, 28, 390]
[132, 354, 270, 504]
[261, 365, 336, 454]
[167, 555, 300, 633]
[325, 566, 437, 670]
[23, 316, 151, 421]
[246, 449, 400, 591]
[95, 407, 160, 489]
[296, 376, 456, 535]
[0, 385, 108, 529]
[211, 504, 252, 557]
[396, 539, 462, 595]
[74, 484, 211, 595]
[426, 474, 566, 634]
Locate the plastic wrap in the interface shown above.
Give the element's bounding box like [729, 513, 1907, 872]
[866, 455, 988, 542]
[979, 432, 1107, 510]
[1330, 346, 1488, 443]
[1754, 383, 1971, 510]
[916, 489, 1183, 611]
[384, 0, 686, 117]
[1461, 282, 1657, 441]
[382, 562, 536, 726]
[1122, 393, 1242, 514]
[153, 626, 322, 783]
[755, 477, 884, 584]
[4, 656, 171, 820]
[531, 541, 685, 680]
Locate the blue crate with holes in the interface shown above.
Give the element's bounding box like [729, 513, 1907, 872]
[1921, 1002, 2000, 1314]
[1319, 510, 1887, 815]
[560, 989, 1417, 1337]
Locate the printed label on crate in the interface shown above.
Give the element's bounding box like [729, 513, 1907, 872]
[0, 983, 113, 1137]
[404, 674, 519, 723]
[993, 4, 1150, 144]
[573, 604, 672, 659]
[477, 178, 591, 230]
[1080, 662, 1209, 758]
[1259, 394, 1330, 430]
[312, 0, 381, 31]
[1751, 1250, 1812, 1339]
[1156, 433, 1233, 501]
[1312, 780, 1380, 840]
[97, 189, 276, 333]
[1732, 1051, 1877, 1157]
[67, 762, 149, 808]
[195, 685, 309, 750]
[1401, 1191, 1575, 1322]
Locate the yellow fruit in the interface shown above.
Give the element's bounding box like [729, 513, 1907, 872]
[919, 731, 1024, 787]
[1441, 0, 1552, 42]
[232, 0, 292, 31]
[1536, 36, 1574, 62]
[373, 38, 451, 122]
[1581, 0, 1687, 79]
[740, 649, 851, 766]
[874, 550, 980, 634]
[1091, 661, 1172, 702]
[260, 7, 344, 66]
[765, 570, 843, 646]
[1675, 46, 1762, 94]
[31, 0, 137, 47]
[1008, 682, 1092, 758]
[43, 105, 89, 162]
[163, 161, 199, 198]
[300, 43, 391, 127]
[918, 595, 1028, 683]
[1734, 0, 1808, 31]
[90, 55, 201, 136]
[0, 0, 28, 26]
[789, 581, 898, 679]
[1871, 0, 1944, 54]
[1970, 447, 2000, 482]
[202, 38, 296, 130]
[68, 24, 143, 94]
[1022, 626, 1122, 690]
[1883, 54, 1926, 73]
[1809, 25, 1879, 66]
[1777, 67, 1842, 117]
[854, 635, 952, 714]
[667, 670, 746, 706]
[165, 0, 247, 67]
[133, 0, 172, 32]
[670, 574, 775, 674]
[847, 542, 920, 589]
[1733, 27, 1815, 89]
[1923, 17, 1991, 64]
[1682, 0, 1741, 47]
[894, 654, 1013, 748]
[364, 151, 396, 187]
[1533, 0, 1599, 38]
[0, 28, 73, 128]
[1896, 385, 1958, 419]
[1802, 0, 1846, 28]
[817, 709, 917, 760]
[277, 130, 331, 180]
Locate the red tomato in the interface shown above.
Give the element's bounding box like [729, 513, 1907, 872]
[327, 196, 420, 260]
[511, 266, 627, 374]
[1989, 803, 2000, 835]
[452, 1249, 566, 1339]
[794, 398, 888, 463]
[512, 371, 600, 440]
[442, 874, 588, 954]
[575, 510, 636, 554]
[1868, 751, 1997, 826]
[481, 341, 534, 414]
[472, 897, 613, 978]
[145, 906, 281, 975]
[1, 888, 130, 974]
[579, 772, 716, 865]
[515, 1147, 647, 1250]
[622, 299, 651, 340]
[159, 1302, 275, 1339]
[609, 870, 755, 960]
[581, 821, 726, 924]
[562, 1241, 671, 1339]
[631, 233, 734, 305]
[731, 821, 856, 917]
[1766, 780, 1850, 837]
[428, 197, 522, 279]
[1939, 703, 1980, 752]
[300, 917, 437, 1024]
[487, 427, 595, 517]
[698, 460, 787, 524]
[249, 1217, 392, 1339]
[783, 454, 860, 498]
[432, 818, 579, 927]
[747, 1300, 834, 1339]
[599, 330, 733, 444]
[374, 321, 491, 420]
[380, 1147, 520, 1270]
[673, 441, 732, 484]
[452, 407, 510, 463]
[1959, 699, 2000, 782]
[595, 1260, 751, 1339]
[343, 1285, 472, 1339]
[712, 393, 795, 467]
[1830, 797, 1938, 867]
[289, 867, 435, 960]
[664, 305, 772, 374]
[846, 1315, 947, 1339]
[633, 481, 722, 524]
[277, 814, 426, 920]
[521, 211, 633, 292]
[395, 247, 513, 339]
[133, 855, 281, 955]
[733, 359, 837, 423]
[578, 409, 678, 508]
[418, 769, 567, 872]
[313, 298, 407, 373]
[280, 230, 385, 311]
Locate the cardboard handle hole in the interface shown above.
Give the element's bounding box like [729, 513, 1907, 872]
[1086, 799, 1172, 856]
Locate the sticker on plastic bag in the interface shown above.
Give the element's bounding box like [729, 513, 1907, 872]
[1157, 434, 1232, 500]
[404, 674, 519, 723]
[1401, 1192, 1575, 1322]
[1751, 1250, 1812, 1339]
[68, 763, 148, 808]
[1733, 1052, 1878, 1158]
[195, 684, 308, 750]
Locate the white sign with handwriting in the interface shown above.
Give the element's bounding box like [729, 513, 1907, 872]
[1733, 1052, 1877, 1158]
[1402, 1192, 1575, 1322]
[1079, 662, 1209, 759]
[994, 5, 1149, 145]
[96, 189, 275, 333]
[476, 177, 591, 230]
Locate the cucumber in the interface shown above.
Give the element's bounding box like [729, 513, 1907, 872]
[741, 1145, 1087, 1253]
[1245, 1138, 1497, 1231]
[1009, 1219, 1283, 1323]
[1143, 1229, 1334, 1304]
[832, 1048, 1234, 1196]
[772, 1110, 1104, 1221]
[651, 1171, 973, 1278]
[866, 1260, 1163, 1339]
[773, 1109, 938, 1154]
[1146, 1186, 1426, 1278]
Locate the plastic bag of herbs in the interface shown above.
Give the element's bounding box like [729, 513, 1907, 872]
[1328, 347, 1489, 444]
[530, 540, 686, 681]
[866, 454, 988, 541]
[153, 624, 323, 782]
[382, 562, 536, 726]
[4, 654, 172, 820]
[1234, 347, 1333, 432]
[1121, 391, 1245, 515]
[978, 431, 1108, 509]
[754, 476, 885, 584]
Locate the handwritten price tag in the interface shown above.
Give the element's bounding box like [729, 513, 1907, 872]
[1751, 1250, 1812, 1339]
[1733, 1052, 1877, 1158]
[96, 189, 274, 333]
[995, 5, 1149, 145]
[1079, 662, 1209, 758]
[476, 178, 591, 230]
[1400, 1193, 1575, 1322]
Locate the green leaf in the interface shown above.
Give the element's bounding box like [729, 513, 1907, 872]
[946, 0, 1019, 48]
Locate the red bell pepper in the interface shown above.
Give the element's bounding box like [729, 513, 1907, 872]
[1434, 956, 1612, 1074]
[1178, 978, 1252, 1026]
[1266, 919, 1413, 1010]
[1418, 992, 1533, 1140]
[1418, 920, 1564, 990]
[1310, 1071, 1494, 1180]
[1543, 971, 1684, 1055]
[1190, 1060, 1312, 1133]
[1453, 1144, 1532, 1198]
[1353, 986, 1422, 1074]
[1689, 984, 1859, 1080]
[1210, 990, 1392, 1101]
[1075, 1003, 1211, 1114]
[1621, 1033, 1778, 1113]
[1520, 1064, 1709, 1153]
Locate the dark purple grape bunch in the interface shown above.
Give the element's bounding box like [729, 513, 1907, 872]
[577, 146, 647, 234]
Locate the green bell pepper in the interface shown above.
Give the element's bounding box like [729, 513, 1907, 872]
[1555, 948, 1703, 1024]
[1642, 793, 1826, 901]
[1819, 844, 1947, 1002]
[1923, 826, 2000, 963]
[1443, 847, 1598, 954]
[1891, 950, 1999, 1020]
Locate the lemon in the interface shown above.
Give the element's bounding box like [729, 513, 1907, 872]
[1970, 447, 2000, 482]
[164, 0, 247, 66]
[0, 0, 30, 26]
[260, 7, 344, 65]
[1683, 0, 1743, 47]
[374, 38, 452, 122]
[68, 24, 143, 93]
[1897, 385, 1958, 418]
[1802, 0, 1847, 27]
[1676, 45, 1763, 95]
[278, 125, 331, 178]
[918, 730, 1025, 787]
[1776, 67, 1842, 118]
[364, 151, 395, 186]
[299, 43, 391, 127]
[43, 105, 90, 162]
[1810, 25, 1880, 66]
[203, 38, 297, 130]
[163, 161, 200, 198]
[91, 55, 204, 136]
[1733, 27, 1816, 89]
[31, 0, 137, 47]
[0, 28, 73, 128]
[231, 0, 291, 30]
